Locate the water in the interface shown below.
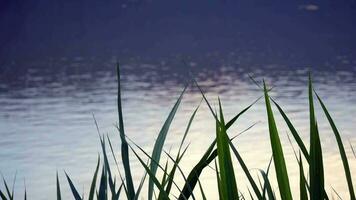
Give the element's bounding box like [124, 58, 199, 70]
[0, 57, 356, 199]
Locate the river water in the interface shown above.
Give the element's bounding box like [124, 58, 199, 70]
[0, 56, 355, 199]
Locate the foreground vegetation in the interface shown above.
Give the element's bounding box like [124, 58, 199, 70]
[1, 64, 355, 200]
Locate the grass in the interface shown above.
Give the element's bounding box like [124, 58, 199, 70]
[1, 64, 355, 200]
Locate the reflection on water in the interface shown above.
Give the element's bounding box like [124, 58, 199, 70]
[0, 59, 356, 199]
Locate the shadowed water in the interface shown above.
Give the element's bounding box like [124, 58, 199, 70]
[0, 57, 355, 199]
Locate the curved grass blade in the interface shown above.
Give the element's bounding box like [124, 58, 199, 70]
[263, 81, 292, 200]
[64, 172, 82, 200]
[148, 85, 187, 200]
[127, 138, 185, 197]
[178, 139, 216, 200]
[315, 91, 355, 200]
[113, 182, 124, 200]
[260, 170, 275, 200]
[299, 153, 308, 200]
[262, 157, 273, 200]
[215, 99, 239, 200]
[214, 159, 224, 200]
[164, 103, 200, 197]
[308, 75, 324, 200]
[163, 148, 195, 200]
[193, 79, 218, 122]
[226, 96, 262, 129]
[129, 146, 170, 200]
[56, 172, 61, 200]
[228, 139, 262, 199]
[197, 178, 207, 200]
[161, 159, 169, 188]
[271, 98, 310, 163]
[89, 156, 100, 200]
[134, 172, 147, 200]
[116, 63, 135, 199]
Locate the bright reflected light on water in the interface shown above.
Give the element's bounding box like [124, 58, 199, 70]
[0, 59, 356, 199]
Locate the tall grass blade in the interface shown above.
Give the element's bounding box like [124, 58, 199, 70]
[215, 99, 239, 199]
[56, 172, 61, 200]
[214, 160, 223, 200]
[178, 139, 216, 200]
[272, 99, 310, 163]
[260, 170, 275, 200]
[262, 157, 273, 200]
[116, 63, 135, 199]
[263, 81, 292, 200]
[164, 103, 200, 197]
[228, 139, 262, 199]
[299, 153, 308, 200]
[148, 85, 187, 200]
[134, 172, 147, 200]
[89, 156, 100, 200]
[98, 167, 107, 200]
[64, 172, 82, 200]
[226, 96, 262, 129]
[197, 178, 207, 200]
[130, 146, 170, 199]
[315, 92, 355, 200]
[308, 75, 325, 200]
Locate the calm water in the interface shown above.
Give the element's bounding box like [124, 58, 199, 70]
[0, 57, 356, 199]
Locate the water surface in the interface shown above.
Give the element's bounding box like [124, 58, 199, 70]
[1, 58, 356, 199]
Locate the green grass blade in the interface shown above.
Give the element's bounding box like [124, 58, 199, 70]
[315, 91, 355, 200]
[116, 63, 135, 199]
[162, 103, 200, 197]
[148, 85, 187, 200]
[215, 99, 239, 199]
[89, 155, 100, 200]
[214, 160, 223, 200]
[134, 172, 147, 200]
[178, 139, 216, 200]
[56, 172, 61, 200]
[130, 146, 170, 200]
[193, 79, 219, 122]
[98, 167, 107, 200]
[113, 183, 124, 200]
[299, 153, 308, 200]
[2, 178, 11, 200]
[272, 98, 310, 163]
[308, 75, 324, 200]
[160, 159, 169, 188]
[263, 81, 292, 200]
[0, 189, 7, 200]
[228, 139, 262, 199]
[226, 96, 262, 129]
[178, 101, 201, 152]
[262, 157, 273, 200]
[163, 148, 195, 200]
[260, 170, 275, 200]
[197, 178, 207, 200]
[64, 172, 82, 200]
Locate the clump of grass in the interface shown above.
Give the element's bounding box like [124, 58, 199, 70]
[1, 65, 355, 200]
